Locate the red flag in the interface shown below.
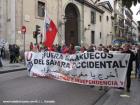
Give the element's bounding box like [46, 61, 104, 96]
[44, 15, 58, 48]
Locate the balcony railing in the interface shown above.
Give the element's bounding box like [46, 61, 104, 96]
[114, 9, 124, 19]
[125, 19, 132, 27]
[125, 10, 133, 20]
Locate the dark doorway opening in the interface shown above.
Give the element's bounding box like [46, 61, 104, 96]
[65, 3, 79, 46]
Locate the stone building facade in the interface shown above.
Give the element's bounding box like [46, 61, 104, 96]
[0, 0, 114, 50]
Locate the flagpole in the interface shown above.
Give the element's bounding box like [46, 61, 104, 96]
[57, 31, 64, 45]
[43, 9, 46, 43]
[43, 9, 63, 46]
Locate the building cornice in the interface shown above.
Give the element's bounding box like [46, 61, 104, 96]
[99, 5, 112, 13]
[98, 1, 113, 13]
[75, 0, 104, 14]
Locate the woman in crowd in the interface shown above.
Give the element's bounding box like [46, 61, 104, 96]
[61, 44, 69, 54]
[67, 43, 76, 54]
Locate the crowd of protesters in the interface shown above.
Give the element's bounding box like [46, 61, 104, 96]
[30, 42, 140, 92]
[9, 44, 20, 63]
[0, 43, 21, 68]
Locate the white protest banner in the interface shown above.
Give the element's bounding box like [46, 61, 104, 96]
[25, 51, 130, 87]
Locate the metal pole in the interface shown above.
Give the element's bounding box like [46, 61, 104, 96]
[106, 34, 108, 46]
[36, 36, 38, 45]
[23, 32, 25, 65]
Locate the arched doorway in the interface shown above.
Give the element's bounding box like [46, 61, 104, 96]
[65, 3, 79, 46]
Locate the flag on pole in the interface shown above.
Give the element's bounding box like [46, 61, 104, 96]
[43, 14, 58, 48]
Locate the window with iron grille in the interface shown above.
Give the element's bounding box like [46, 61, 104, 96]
[91, 11, 96, 24]
[91, 31, 95, 44]
[106, 16, 109, 22]
[38, 1, 45, 17]
[100, 16, 102, 22]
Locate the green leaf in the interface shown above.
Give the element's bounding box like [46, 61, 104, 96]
[126, 0, 132, 8]
[122, 0, 137, 8]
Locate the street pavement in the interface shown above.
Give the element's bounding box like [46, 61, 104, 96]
[0, 59, 26, 74]
[95, 79, 140, 105]
[0, 71, 106, 105]
[0, 60, 107, 105]
[0, 59, 140, 105]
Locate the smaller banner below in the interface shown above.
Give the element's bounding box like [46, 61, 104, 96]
[25, 51, 130, 88]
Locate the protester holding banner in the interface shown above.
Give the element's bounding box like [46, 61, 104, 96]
[122, 44, 136, 92]
[30, 42, 34, 51]
[96, 44, 103, 52]
[61, 44, 67, 54]
[103, 48, 109, 53]
[98, 48, 110, 91]
[87, 45, 95, 88]
[87, 45, 94, 52]
[57, 44, 61, 53]
[118, 47, 123, 53]
[80, 46, 87, 53]
[67, 43, 76, 54]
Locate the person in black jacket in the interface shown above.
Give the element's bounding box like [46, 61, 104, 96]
[14, 44, 20, 63]
[122, 44, 135, 92]
[9, 44, 15, 63]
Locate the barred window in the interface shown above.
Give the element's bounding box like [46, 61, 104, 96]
[100, 16, 102, 22]
[91, 11, 96, 24]
[91, 31, 95, 44]
[106, 16, 109, 22]
[38, 1, 45, 17]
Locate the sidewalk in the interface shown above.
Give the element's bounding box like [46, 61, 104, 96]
[0, 59, 26, 74]
[95, 79, 140, 105]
